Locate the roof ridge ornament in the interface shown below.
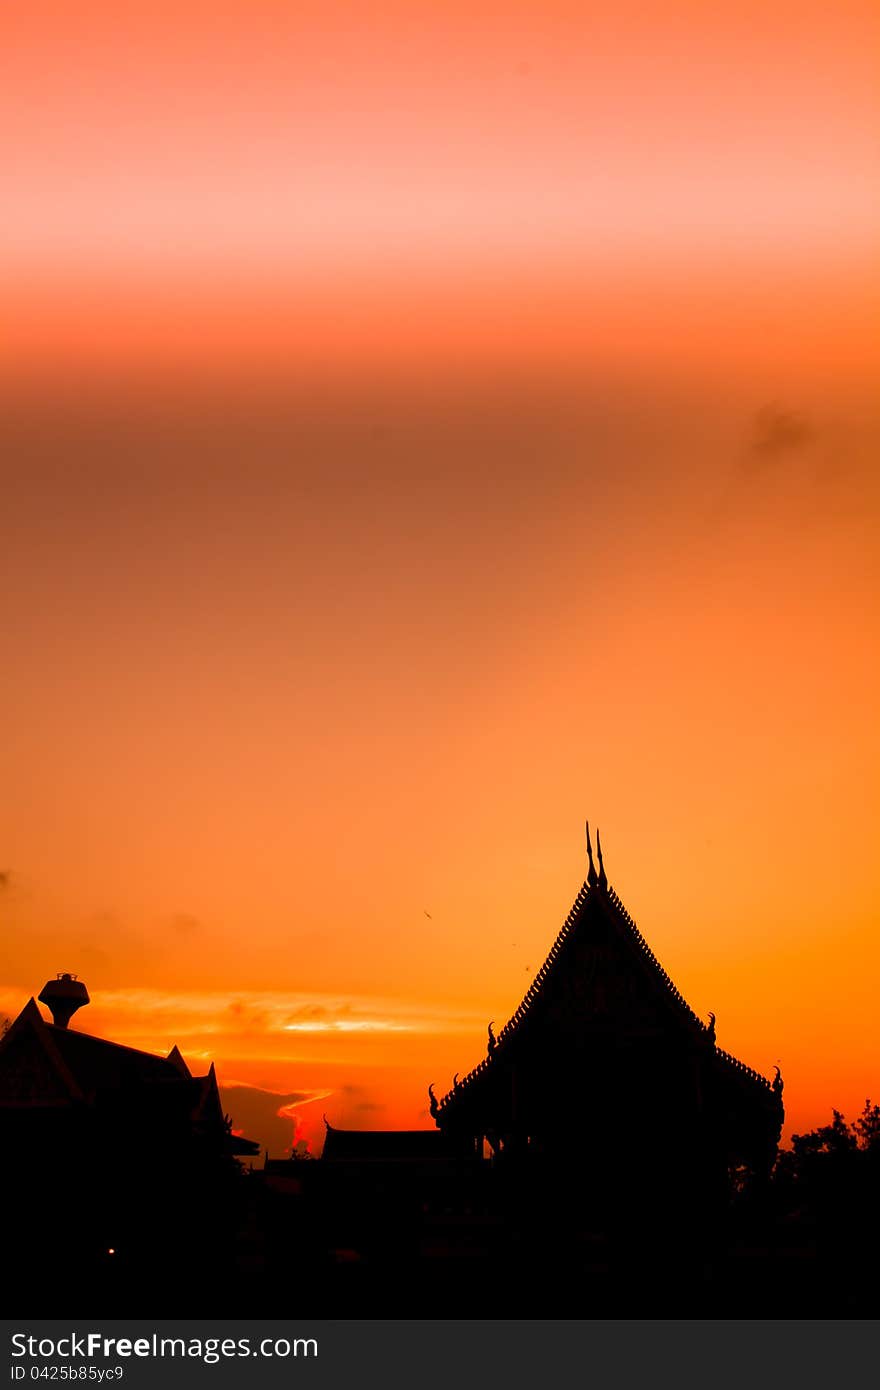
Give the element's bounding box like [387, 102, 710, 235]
[596, 826, 608, 891]
[585, 821, 599, 889]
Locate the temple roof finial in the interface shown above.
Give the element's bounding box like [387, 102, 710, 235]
[596, 826, 608, 891]
[586, 821, 598, 889]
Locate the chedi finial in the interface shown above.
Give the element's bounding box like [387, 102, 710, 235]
[586, 821, 598, 889]
[596, 826, 608, 891]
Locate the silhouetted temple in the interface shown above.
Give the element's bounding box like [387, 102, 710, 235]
[431, 827, 784, 1221]
[0, 976, 256, 1160]
[0, 975, 256, 1307]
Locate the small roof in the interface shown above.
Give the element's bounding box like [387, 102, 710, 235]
[228, 1132, 261, 1156]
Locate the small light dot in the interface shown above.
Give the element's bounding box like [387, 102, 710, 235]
[107, 1248, 116, 1255]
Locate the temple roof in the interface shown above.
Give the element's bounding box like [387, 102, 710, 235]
[434, 840, 779, 1122]
[322, 1124, 473, 1163]
[44, 1021, 187, 1093]
[1, 996, 266, 1159]
[1, 998, 225, 1127]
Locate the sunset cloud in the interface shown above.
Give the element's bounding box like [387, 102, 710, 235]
[211, 1082, 334, 1157]
[0, 985, 485, 1051]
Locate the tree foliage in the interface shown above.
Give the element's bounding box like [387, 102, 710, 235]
[786, 1099, 879, 1159]
[772, 1099, 880, 1217]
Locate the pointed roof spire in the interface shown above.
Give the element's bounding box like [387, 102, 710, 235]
[586, 821, 598, 889]
[596, 827, 608, 891]
[166, 1044, 191, 1078]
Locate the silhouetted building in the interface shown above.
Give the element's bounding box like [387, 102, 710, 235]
[431, 827, 784, 1250]
[282, 828, 787, 1311]
[0, 975, 256, 1309]
[0, 977, 256, 1158]
[321, 1122, 474, 1164]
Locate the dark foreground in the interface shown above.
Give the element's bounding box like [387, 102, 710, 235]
[6, 1138, 879, 1318]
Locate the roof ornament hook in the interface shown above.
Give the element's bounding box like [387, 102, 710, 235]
[428, 1083, 440, 1121]
[707, 1011, 716, 1044]
[596, 826, 608, 891]
[773, 1065, 784, 1097]
[586, 821, 598, 889]
[487, 1021, 497, 1056]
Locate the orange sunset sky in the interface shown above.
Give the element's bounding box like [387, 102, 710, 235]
[1, 2, 878, 1156]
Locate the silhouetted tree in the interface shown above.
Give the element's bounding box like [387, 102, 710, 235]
[853, 1099, 880, 1152]
[775, 1100, 880, 1184]
[792, 1108, 857, 1157]
[768, 1099, 880, 1315]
